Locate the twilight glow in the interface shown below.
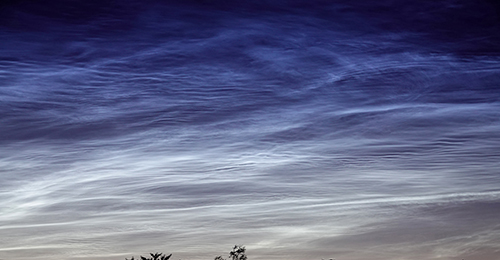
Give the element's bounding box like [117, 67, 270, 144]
[1, 1, 500, 260]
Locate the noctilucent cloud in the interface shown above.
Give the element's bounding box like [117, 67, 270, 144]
[1, 1, 500, 260]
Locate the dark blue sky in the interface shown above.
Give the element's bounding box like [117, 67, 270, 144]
[1, 1, 500, 260]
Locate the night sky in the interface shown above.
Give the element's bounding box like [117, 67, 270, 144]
[1, 1, 500, 260]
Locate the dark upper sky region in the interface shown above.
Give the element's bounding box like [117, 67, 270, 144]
[1, 1, 500, 260]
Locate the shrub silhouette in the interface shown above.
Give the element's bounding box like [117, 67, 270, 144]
[126, 252, 172, 260]
[126, 245, 246, 260]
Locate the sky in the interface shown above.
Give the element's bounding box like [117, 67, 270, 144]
[1, 1, 500, 260]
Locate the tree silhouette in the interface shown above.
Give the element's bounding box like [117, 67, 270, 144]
[126, 245, 246, 260]
[215, 245, 247, 260]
